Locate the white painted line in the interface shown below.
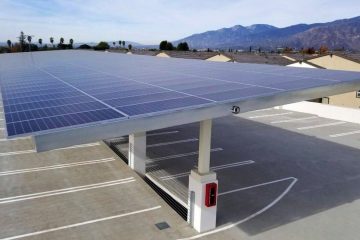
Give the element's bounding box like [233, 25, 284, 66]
[219, 177, 295, 196]
[250, 108, 274, 112]
[329, 130, 360, 138]
[147, 130, 179, 137]
[0, 158, 116, 176]
[271, 116, 318, 124]
[148, 138, 198, 148]
[248, 112, 293, 119]
[178, 177, 298, 240]
[0, 149, 36, 156]
[147, 148, 223, 163]
[0, 137, 30, 142]
[297, 121, 346, 130]
[55, 142, 101, 150]
[0, 143, 101, 157]
[0, 178, 135, 204]
[0, 205, 161, 240]
[160, 160, 255, 181]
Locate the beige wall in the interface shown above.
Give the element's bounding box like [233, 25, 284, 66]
[308, 55, 360, 109]
[206, 54, 231, 62]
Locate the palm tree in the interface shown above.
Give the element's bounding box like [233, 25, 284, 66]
[69, 38, 74, 48]
[60, 37, 64, 44]
[38, 38, 42, 48]
[27, 36, 32, 51]
[122, 41, 125, 48]
[50, 37, 54, 48]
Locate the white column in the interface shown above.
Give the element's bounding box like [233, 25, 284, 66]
[188, 119, 218, 233]
[128, 132, 146, 176]
[198, 119, 212, 174]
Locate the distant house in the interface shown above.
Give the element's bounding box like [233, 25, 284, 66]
[156, 52, 171, 58]
[205, 53, 232, 62]
[288, 53, 360, 109]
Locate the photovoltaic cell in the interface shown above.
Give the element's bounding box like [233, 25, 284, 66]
[0, 50, 360, 137]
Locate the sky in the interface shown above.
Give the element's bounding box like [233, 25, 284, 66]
[1, 0, 359, 45]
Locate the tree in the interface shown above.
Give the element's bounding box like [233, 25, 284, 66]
[176, 42, 189, 51]
[50, 37, 54, 48]
[18, 31, 26, 52]
[319, 45, 328, 54]
[122, 41, 125, 48]
[94, 41, 110, 50]
[38, 38, 42, 48]
[69, 39, 74, 49]
[78, 44, 92, 49]
[118, 40, 122, 46]
[27, 35, 32, 51]
[159, 40, 174, 51]
[166, 42, 174, 50]
[60, 37, 64, 44]
[128, 44, 132, 50]
[7, 40, 11, 49]
[159, 40, 168, 50]
[113, 42, 116, 48]
[302, 47, 316, 54]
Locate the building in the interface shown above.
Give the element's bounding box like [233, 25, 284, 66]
[288, 53, 360, 109]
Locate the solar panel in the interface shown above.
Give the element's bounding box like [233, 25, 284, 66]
[1, 50, 360, 139]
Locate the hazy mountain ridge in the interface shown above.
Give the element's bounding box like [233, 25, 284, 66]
[175, 16, 360, 50]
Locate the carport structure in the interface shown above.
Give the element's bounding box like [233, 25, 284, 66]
[1, 50, 360, 233]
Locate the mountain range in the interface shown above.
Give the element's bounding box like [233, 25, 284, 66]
[175, 16, 360, 50]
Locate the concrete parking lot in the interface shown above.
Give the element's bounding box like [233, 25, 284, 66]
[1, 105, 360, 240]
[143, 108, 360, 240]
[0, 105, 197, 240]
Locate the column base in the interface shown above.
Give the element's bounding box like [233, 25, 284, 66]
[188, 169, 218, 233]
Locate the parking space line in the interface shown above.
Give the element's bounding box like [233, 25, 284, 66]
[329, 130, 360, 138]
[271, 116, 318, 124]
[219, 177, 296, 196]
[248, 112, 293, 119]
[0, 143, 101, 157]
[0, 158, 116, 176]
[148, 138, 198, 148]
[55, 142, 100, 150]
[147, 148, 223, 163]
[0, 177, 135, 204]
[0, 206, 161, 240]
[147, 131, 179, 137]
[0, 149, 36, 156]
[0, 137, 30, 142]
[297, 121, 346, 130]
[179, 177, 298, 240]
[160, 160, 255, 181]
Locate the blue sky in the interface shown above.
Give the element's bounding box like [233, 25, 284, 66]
[1, 0, 359, 44]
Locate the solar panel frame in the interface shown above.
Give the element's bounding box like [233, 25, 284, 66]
[0, 50, 360, 141]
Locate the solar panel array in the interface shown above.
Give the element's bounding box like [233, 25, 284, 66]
[1, 50, 360, 137]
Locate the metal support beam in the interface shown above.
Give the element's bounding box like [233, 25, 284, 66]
[128, 132, 146, 176]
